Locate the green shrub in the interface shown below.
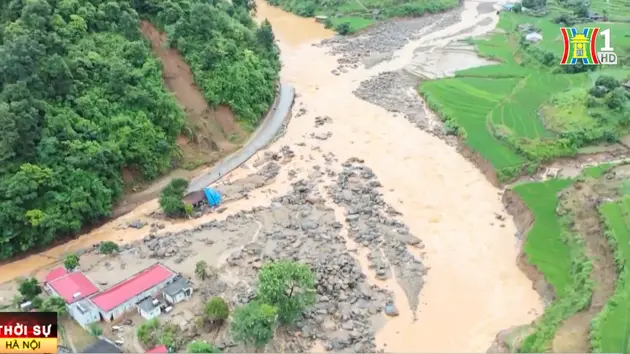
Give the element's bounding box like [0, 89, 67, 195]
[18, 278, 42, 300]
[231, 301, 277, 350]
[204, 297, 230, 325]
[99, 241, 119, 255]
[335, 22, 351, 35]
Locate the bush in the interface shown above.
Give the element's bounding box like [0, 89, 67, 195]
[204, 297, 229, 325]
[137, 318, 160, 346]
[99, 241, 119, 255]
[137, 319, 180, 349]
[257, 261, 316, 325]
[231, 301, 277, 350]
[30, 296, 43, 309]
[187, 341, 221, 353]
[18, 278, 42, 300]
[596, 76, 621, 90]
[88, 323, 103, 337]
[159, 178, 190, 217]
[63, 254, 80, 271]
[513, 3, 522, 12]
[335, 22, 351, 35]
[606, 88, 629, 111]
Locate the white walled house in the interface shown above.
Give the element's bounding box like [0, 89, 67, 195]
[163, 277, 192, 305]
[137, 297, 162, 320]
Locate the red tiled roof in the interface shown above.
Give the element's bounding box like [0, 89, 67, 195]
[48, 272, 100, 304]
[44, 266, 69, 283]
[145, 344, 168, 353]
[90, 263, 174, 312]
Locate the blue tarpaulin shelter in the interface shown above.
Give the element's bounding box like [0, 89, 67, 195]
[203, 187, 222, 207]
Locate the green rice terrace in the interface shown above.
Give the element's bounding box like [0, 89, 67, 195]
[417, 2, 630, 352]
[500, 163, 630, 353]
[419, 12, 630, 182]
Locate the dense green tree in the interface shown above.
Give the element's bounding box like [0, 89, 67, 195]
[257, 261, 316, 325]
[204, 297, 229, 325]
[231, 301, 277, 350]
[40, 296, 67, 316]
[63, 254, 80, 271]
[0, 0, 279, 260]
[159, 178, 190, 217]
[18, 278, 42, 300]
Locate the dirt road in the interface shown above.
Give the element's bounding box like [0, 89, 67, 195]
[187, 83, 295, 193]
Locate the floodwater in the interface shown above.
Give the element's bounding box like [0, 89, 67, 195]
[0, 0, 543, 351]
[253, 0, 542, 351]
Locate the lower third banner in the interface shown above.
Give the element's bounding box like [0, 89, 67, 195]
[0, 312, 58, 354]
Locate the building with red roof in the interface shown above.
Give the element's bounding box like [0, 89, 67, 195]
[90, 263, 176, 321]
[46, 271, 100, 304]
[145, 344, 168, 353]
[43, 267, 101, 328]
[43, 266, 68, 283]
[43, 262, 186, 327]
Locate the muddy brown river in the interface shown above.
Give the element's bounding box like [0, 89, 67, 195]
[0, 0, 542, 351]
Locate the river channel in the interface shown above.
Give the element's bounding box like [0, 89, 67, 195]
[0, 0, 542, 351]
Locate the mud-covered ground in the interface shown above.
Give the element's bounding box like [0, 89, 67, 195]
[0, 147, 427, 353]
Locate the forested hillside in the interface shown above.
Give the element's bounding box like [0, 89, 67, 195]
[0, 0, 279, 259]
[137, 0, 280, 123]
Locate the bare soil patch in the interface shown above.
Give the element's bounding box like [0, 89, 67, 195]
[551, 173, 618, 352]
[140, 21, 243, 154]
[107, 21, 256, 216]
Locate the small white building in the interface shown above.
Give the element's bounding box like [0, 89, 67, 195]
[137, 297, 162, 320]
[163, 277, 193, 305]
[525, 32, 543, 43]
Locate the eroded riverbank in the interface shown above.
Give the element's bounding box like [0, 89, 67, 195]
[0, 0, 543, 351]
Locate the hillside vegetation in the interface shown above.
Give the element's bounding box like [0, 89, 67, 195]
[265, 0, 459, 33]
[0, 0, 279, 259]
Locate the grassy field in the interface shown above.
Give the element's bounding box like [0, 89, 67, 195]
[511, 172, 609, 352]
[512, 179, 574, 296]
[419, 12, 630, 181]
[594, 197, 630, 353]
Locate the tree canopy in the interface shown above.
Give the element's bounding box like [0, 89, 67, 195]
[0, 0, 279, 259]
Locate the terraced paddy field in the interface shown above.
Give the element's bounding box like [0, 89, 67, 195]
[417, 8, 630, 351]
[419, 12, 630, 181]
[497, 163, 630, 352]
[589, 0, 630, 22]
